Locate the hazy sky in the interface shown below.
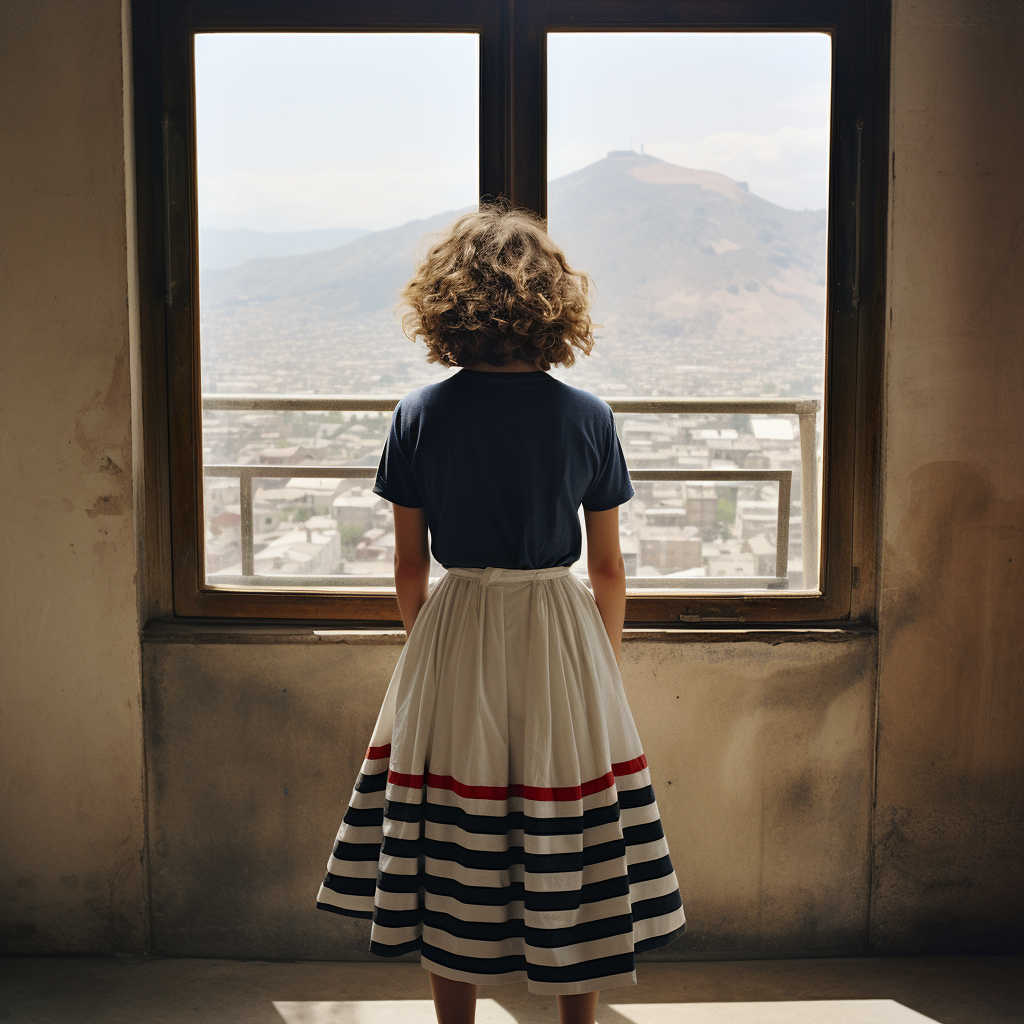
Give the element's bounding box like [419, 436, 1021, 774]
[195, 31, 831, 233]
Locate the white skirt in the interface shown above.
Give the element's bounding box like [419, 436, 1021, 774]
[316, 566, 685, 995]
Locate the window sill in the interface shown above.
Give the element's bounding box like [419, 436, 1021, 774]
[142, 621, 876, 645]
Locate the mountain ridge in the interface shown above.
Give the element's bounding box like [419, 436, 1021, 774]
[200, 152, 827, 343]
[200, 225, 371, 270]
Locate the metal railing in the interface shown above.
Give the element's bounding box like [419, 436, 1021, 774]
[202, 395, 819, 591]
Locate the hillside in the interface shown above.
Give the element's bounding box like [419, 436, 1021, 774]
[198, 153, 828, 397]
[199, 226, 370, 269]
[201, 153, 825, 333]
[199, 209, 471, 312]
[547, 152, 826, 340]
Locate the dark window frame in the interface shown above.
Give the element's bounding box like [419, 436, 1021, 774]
[135, 0, 889, 627]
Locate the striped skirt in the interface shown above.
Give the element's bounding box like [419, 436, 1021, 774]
[316, 565, 685, 995]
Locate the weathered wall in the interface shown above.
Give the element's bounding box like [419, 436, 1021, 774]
[3, 0, 1023, 961]
[143, 636, 875, 959]
[872, 0, 1024, 952]
[135, 0, 1024, 959]
[0, 0, 147, 952]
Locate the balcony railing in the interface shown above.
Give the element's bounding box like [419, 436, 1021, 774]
[202, 395, 820, 591]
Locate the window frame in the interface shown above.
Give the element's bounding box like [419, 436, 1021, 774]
[136, 0, 889, 627]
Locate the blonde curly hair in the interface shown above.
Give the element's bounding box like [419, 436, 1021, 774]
[400, 204, 595, 370]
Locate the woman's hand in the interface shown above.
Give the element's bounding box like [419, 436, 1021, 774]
[392, 503, 430, 635]
[584, 506, 627, 668]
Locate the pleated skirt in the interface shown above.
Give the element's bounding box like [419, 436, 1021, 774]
[316, 565, 686, 995]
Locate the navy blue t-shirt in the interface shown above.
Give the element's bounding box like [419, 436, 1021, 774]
[373, 368, 633, 569]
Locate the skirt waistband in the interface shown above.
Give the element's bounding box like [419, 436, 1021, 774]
[447, 566, 573, 586]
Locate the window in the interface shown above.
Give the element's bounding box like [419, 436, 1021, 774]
[546, 31, 831, 594]
[193, 32, 479, 586]
[139, 0, 888, 625]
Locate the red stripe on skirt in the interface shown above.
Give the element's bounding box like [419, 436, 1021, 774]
[384, 754, 649, 802]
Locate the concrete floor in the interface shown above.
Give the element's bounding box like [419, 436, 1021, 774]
[1, 957, 1022, 1023]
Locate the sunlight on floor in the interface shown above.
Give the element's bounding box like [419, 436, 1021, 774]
[273, 998, 941, 1024]
[274, 1001, 516, 1023]
[603, 1002, 940, 1023]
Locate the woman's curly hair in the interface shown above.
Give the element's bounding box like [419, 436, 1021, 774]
[400, 204, 595, 370]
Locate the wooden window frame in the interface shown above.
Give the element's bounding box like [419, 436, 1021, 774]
[134, 0, 889, 627]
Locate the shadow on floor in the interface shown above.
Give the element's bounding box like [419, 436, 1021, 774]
[1, 956, 1021, 1024]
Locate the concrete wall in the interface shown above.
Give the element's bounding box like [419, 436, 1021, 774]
[0, 0, 147, 952]
[143, 635, 875, 959]
[1, 0, 1022, 959]
[871, 0, 1024, 953]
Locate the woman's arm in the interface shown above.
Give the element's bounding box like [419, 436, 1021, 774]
[584, 506, 627, 667]
[392, 503, 430, 635]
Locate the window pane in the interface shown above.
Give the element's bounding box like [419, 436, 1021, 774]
[547, 32, 831, 592]
[194, 33, 478, 585]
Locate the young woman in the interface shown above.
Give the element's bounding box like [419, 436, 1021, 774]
[316, 205, 685, 1024]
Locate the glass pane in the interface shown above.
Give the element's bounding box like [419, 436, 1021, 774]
[194, 32, 478, 585]
[547, 32, 831, 592]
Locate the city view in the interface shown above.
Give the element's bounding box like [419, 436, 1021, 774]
[199, 152, 826, 589]
[194, 31, 830, 591]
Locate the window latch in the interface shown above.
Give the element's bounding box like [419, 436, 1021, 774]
[678, 614, 744, 623]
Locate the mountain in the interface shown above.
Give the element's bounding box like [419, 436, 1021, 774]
[199, 226, 370, 270]
[200, 152, 826, 341]
[547, 152, 826, 340]
[199, 208, 470, 312]
[199, 207, 482, 316]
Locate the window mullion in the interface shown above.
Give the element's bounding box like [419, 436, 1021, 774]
[479, 1, 511, 201]
[508, 0, 546, 215]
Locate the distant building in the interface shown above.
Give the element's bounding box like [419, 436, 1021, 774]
[644, 507, 687, 529]
[745, 534, 778, 577]
[252, 525, 341, 576]
[252, 485, 307, 531]
[625, 451, 671, 474]
[736, 499, 779, 541]
[788, 514, 802, 561]
[333, 486, 385, 530]
[751, 418, 795, 441]
[210, 511, 239, 531]
[355, 528, 395, 562]
[204, 512, 240, 574]
[621, 419, 678, 450]
[304, 514, 337, 533]
[258, 445, 309, 465]
[205, 479, 240, 506]
[650, 482, 684, 504]
[283, 477, 344, 513]
[683, 484, 718, 529]
[638, 526, 702, 575]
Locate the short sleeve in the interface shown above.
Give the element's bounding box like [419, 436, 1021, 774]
[581, 405, 634, 511]
[373, 403, 424, 508]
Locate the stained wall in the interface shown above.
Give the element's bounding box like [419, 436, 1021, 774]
[0, 0, 147, 952]
[142, 635, 876, 959]
[1, 0, 1022, 959]
[871, 0, 1024, 953]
